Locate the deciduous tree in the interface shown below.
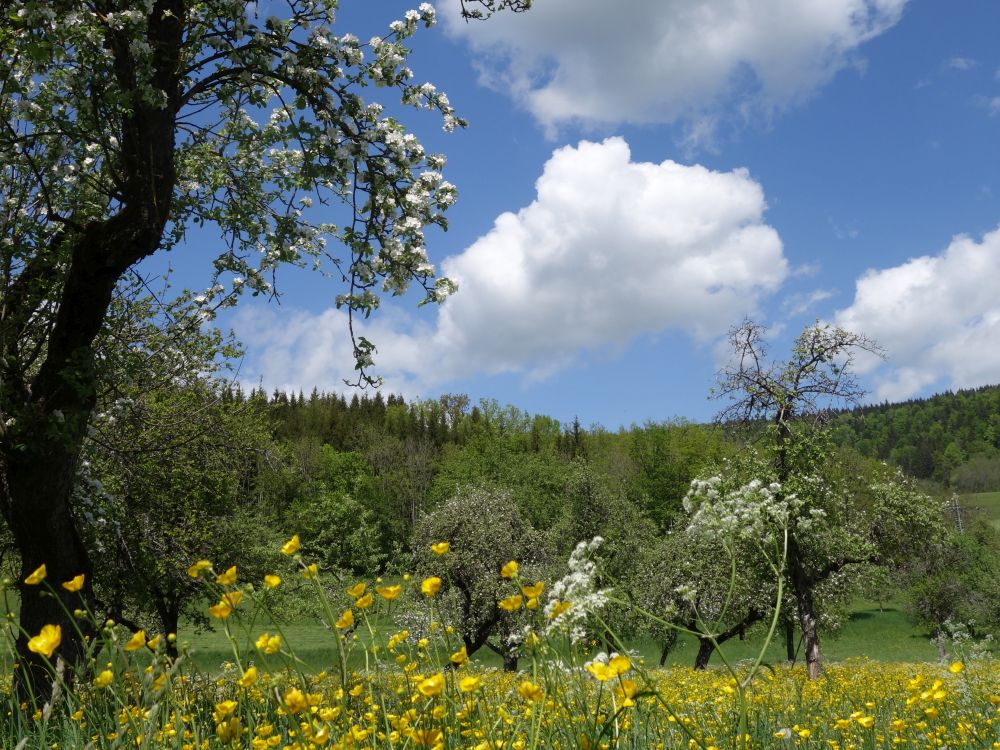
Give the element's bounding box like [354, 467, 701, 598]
[712, 321, 936, 678]
[411, 487, 549, 670]
[0, 0, 459, 698]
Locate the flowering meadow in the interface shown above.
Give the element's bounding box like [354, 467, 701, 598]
[5, 536, 999, 750]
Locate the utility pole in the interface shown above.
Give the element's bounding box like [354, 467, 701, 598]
[949, 493, 965, 534]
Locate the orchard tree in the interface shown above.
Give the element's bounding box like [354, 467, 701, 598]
[712, 321, 941, 678]
[678, 452, 913, 671]
[85, 379, 275, 656]
[458, 0, 532, 20]
[0, 0, 464, 698]
[633, 516, 777, 669]
[905, 521, 1000, 660]
[411, 487, 550, 670]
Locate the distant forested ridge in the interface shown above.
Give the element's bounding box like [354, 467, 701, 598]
[828, 384, 1000, 490]
[253, 381, 1000, 494]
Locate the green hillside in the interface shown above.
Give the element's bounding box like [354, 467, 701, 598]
[963, 490, 1000, 528]
[829, 384, 1000, 488]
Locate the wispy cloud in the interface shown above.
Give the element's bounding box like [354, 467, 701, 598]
[945, 56, 978, 71]
[828, 216, 860, 240]
[783, 289, 834, 317]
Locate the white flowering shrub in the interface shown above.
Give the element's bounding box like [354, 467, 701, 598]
[544, 537, 610, 645]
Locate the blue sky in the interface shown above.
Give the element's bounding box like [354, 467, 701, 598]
[156, 0, 1000, 428]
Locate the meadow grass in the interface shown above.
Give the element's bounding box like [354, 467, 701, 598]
[179, 599, 938, 671]
[963, 491, 1000, 528]
[3, 545, 998, 750]
[181, 611, 936, 672]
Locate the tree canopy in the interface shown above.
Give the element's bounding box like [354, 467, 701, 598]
[0, 0, 461, 699]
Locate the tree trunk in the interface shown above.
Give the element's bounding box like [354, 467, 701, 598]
[1, 0, 181, 705]
[935, 631, 948, 663]
[789, 539, 822, 679]
[4, 230, 166, 702]
[6, 428, 93, 706]
[784, 619, 796, 663]
[156, 598, 181, 660]
[502, 652, 518, 672]
[693, 637, 714, 670]
[658, 630, 678, 667]
[691, 613, 762, 671]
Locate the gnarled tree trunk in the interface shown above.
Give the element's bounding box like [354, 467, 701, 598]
[788, 538, 822, 679]
[0, 0, 182, 698]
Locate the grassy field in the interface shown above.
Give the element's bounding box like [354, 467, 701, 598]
[179, 599, 941, 673]
[963, 490, 1000, 528]
[6, 601, 997, 750]
[2, 571, 995, 750]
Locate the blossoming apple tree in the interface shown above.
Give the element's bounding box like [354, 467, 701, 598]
[709, 321, 942, 679]
[0, 0, 462, 697]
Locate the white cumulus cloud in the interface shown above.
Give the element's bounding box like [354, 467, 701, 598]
[834, 226, 1000, 401]
[236, 138, 787, 394]
[443, 0, 907, 136]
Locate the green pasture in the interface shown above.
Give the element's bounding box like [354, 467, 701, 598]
[963, 490, 1000, 528]
[177, 599, 941, 673]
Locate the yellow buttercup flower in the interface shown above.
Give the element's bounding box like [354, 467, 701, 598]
[187, 560, 211, 578]
[411, 729, 443, 747]
[280, 534, 301, 555]
[420, 576, 442, 597]
[302, 563, 319, 580]
[61, 574, 85, 592]
[24, 564, 46, 585]
[498, 595, 523, 611]
[238, 666, 258, 688]
[208, 600, 233, 619]
[222, 591, 243, 607]
[123, 630, 146, 652]
[216, 717, 242, 745]
[586, 662, 615, 681]
[500, 560, 518, 578]
[213, 700, 238, 720]
[517, 680, 544, 702]
[450, 646, 468, 665]
[27, 624, 60, 658]
[949, 661, 964, 674]
[146, 634, 161, 651]
[520, 581, 544, 598]
[616, 679, 638, 706]
[609, 654, 631, 675]
[263, 574, 281, 589]
[335, 609, 354, 629]
[283, 687, 308, 714]
[376, 584, 402, 600]
[549, 600, 572, 619]
[459, 675, 481, 692]
[346, 582, 366, 598]
[417, 673, 445, 697]
[355, 593, 374, 609]
[255, 632, 281, 654]
[215, 566, 237, 585]
[431, 541, 450, 555]
[93, 669, 113, 689]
